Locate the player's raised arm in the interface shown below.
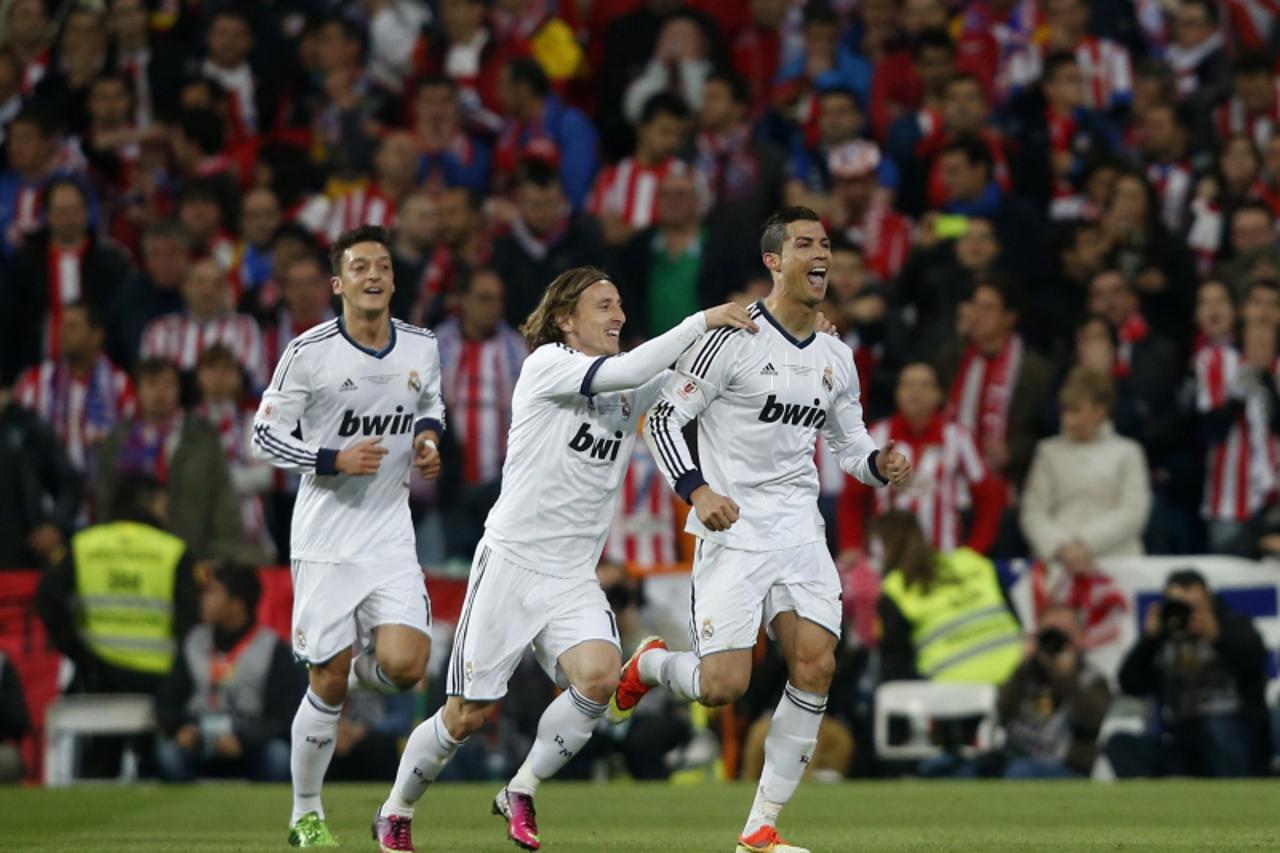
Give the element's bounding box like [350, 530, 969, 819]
[644, 329, 742, 530]
[823, 364, 912, 488]
[250, 334, 361, 476]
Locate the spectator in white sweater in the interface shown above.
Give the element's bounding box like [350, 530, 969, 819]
[1020, 368, 1152, 574]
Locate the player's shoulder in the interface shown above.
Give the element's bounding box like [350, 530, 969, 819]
[682, 314, 756, 380]
[529, 341, 587, 366]
[392, 318, 437, 341]
[291, 318, 342, 349]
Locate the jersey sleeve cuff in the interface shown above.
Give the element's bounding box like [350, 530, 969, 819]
[414, 418, 444, 438]
[867, 450, 889, 486]
[579, 355, 609, 396]
[316, 448, 339, 476]
[674, 469, 708, 504]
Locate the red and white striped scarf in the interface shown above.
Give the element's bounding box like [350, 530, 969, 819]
[946, 335, 1023, 449]
[588, 156, 677, 230]
[43, 240, 88, 360]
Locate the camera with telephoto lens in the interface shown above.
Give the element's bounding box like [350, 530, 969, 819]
[1159, 598, 1192, 638]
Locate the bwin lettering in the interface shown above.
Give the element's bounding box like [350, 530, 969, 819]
[758, 395, 827, 428]
[338, 405, 415, 437]
[568, 423, 624, 461]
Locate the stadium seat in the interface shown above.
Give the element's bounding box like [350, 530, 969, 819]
[873, 681, 1001, 762]
[43, 694, 156, 787]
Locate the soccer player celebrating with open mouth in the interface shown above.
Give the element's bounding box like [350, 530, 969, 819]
[372, 267, 758, 852]
[251, 225, 446, 848]
[616, 207, 912, 853]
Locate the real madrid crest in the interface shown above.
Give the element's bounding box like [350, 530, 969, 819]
[621, 393, 631, 418]
[408, 369, 421, 392]
[822, 366, 833, 391]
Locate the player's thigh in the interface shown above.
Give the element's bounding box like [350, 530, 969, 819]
[291, 559, 362, 667]
[372, 623, 432, 683]
[768, 541, 842, 692]
[359, 561, 433, 680]
[447, 543, 543, 702]
[534, 578, 621, 700]
[689, 541, 772, 658]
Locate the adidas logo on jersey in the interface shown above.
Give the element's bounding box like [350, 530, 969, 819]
[761, 362, 778, 376]
[757, 394, 827, 429]
[338, 405, 414, 437]
[339, 378, 358, 392]
[568, 423, 625, 461]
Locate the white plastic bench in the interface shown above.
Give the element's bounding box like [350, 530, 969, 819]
[874, 681, 1001, 762]
[43, 694, 156, 787]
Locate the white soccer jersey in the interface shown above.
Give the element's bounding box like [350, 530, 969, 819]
[250, 317, 446, 563]
[646, 300, 887, 551]
[483, 345, 673, 580]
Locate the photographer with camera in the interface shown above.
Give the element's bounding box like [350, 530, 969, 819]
[1105, 569, 1270, 778]
[995, 606, 1112, 778]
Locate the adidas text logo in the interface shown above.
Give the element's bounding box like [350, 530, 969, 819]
[761, 362, 778, 376]
[339, 378, 358, 392]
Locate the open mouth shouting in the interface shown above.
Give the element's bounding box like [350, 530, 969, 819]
[806, 266, 828, 288]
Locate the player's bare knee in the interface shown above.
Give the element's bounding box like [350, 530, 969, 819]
[308, 664, 349, 706]
[789, 652, 835, 694]
[698, 666, 750, 707]
[573, 669, 620, 705]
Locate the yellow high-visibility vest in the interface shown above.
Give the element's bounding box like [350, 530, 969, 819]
[73, 521, 185, 675]
[881, 548, 1021, 684]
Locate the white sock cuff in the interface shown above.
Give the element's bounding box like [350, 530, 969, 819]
[568, 685, 608, 719]
[782, 683, 827, 715]
[432, 713, 466, 749]
[305, 688, 343, 715]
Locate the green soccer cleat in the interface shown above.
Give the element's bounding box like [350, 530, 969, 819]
[288, 812, 339, 847]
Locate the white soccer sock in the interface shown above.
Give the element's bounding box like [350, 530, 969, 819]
[639, 648, 702, 703]
[742, 683, 827, 837]
[291, 688, 342, 824]
[508, 686, 607, 796]
[381, 711, 467, 818]
[349, 650, 403, 695]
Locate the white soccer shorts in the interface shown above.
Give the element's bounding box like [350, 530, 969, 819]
[446, 539, 622, 702]
[689, 539, 842, 656]
[290, 553, 431, 665]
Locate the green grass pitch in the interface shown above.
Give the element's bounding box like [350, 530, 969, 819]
[0, 780, 1277, 852]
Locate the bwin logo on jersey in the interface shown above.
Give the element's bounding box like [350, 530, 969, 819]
[758, 394, 827, 428]
[338, 405, 415, 437]
[568, 423, 625, 461]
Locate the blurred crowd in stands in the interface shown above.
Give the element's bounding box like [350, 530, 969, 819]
[1, 0, 1279, 785]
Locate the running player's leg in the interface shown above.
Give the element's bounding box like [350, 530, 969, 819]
[288, 559, 362, 845]
[508, 639, 620, 798]
[352, 562, 433, 694]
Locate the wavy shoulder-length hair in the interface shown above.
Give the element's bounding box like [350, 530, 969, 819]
[520, 266, 615, 347]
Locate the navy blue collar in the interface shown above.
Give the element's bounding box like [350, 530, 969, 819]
[756, 300, 815, 349]
[337, 315, 397, 358]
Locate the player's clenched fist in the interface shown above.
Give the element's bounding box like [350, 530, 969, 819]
[879, 439, 913, 488]
[414, 435, 442, 480]
[691, 485, 740, 531]
[336, 437, 388, 475]
[704, 303, 759, 333]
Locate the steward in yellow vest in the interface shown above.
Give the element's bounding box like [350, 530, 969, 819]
[37, 475, 198, 694]
[874, 511, 1021, 684]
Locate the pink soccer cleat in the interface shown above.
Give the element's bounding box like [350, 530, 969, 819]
[371, 808, 414, 853]
[491, 787, 541, 850]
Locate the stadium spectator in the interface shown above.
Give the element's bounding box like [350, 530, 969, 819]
[107, 0, 184, 128]
[938, 278, 1053, 490]
[171, 113, 239, 224]
[1166, 0, 1231, 118]
[411, 75, 491, 195]
[1028, 221, 1108, 360]
[434, 269, 528, 559]
[94, 358, 240, 563]
[622, 14, 713, 125]
[303, 131, 417, 246]
[1007, 0, 1133, 117]
[492, 0, 585, 85]
[590, 92, 691, 247]
[825, 141, 912, 281]
[13, 300, 135, 479]
[822, 238, 891, 416]
[175, 180, 236, 269]
[787, 86, 879, 207]
[107, 222, 190, 370]
[1106, 568, 1270, 778]
[36, 473, 198, 776]
[1214, 201, 1280, 300]
[490, 161, 606, 328]
[0, 380, 81, 569]
[140, 258, 267, 392]
[730, 0, 786, 117]
[233, 188, 282, 315]
[79, 73, 141, 205]
[264, 254, 337, 373]
[1214, 54, 1280, 153]
[201, 8, 268, 136]
[494, 56, 599, 209]
[0, 650, 28, 782]
[773, 2, 871, 135]
[3, 0, 53, 98]
[1, 177, 131, 386]
[874, 510, 1022, 684]
[1020, 367, 1152, 573]
[840, 362, 1004, 557]
[412, 0, 506, 131]
[31, 2, 109, 138]
[388, 191, 438, 321]
[614, 166, 751, 339]
[1138, 102, 1199, 234]
[155, 564, 300, 782]
[193, 345, 274, 564]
